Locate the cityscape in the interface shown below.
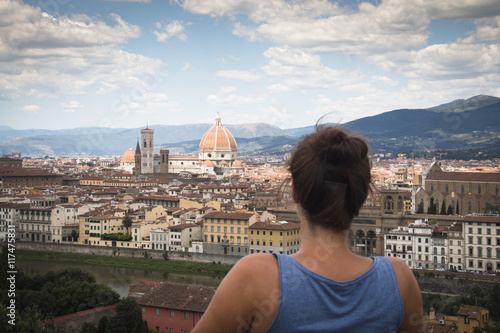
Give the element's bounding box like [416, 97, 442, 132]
[1, 113, 500, 332]
[2, 0, 500, 332]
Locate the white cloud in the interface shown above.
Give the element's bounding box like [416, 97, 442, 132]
[181, 62, 192, 71]
[216, 69, 261, 82]
[113, 92, 181, 115]
[0, 1, 162, 100]
[154, 20, 187, 42]
[61, 100, 84, 113]
[21, 104, 41, 114]
[207, 86, 266, 108]
[106, 0, 151, 3]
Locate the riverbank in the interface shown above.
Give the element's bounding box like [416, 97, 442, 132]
[15, 249, 233, 276]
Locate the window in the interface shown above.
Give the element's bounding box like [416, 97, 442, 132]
[185, 312, 189, 320]
[156, 308, 160, 316]
[478, 247, 483, 257]
[170, 310, 174, 318]
[478, 228, 482, 234]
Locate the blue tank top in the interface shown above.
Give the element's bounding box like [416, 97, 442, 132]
[266, 254, 404, 332]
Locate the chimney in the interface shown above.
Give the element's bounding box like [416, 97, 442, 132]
[429, 307, 435, 320]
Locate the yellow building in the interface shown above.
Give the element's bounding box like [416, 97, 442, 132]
[79, 209, 126, 245]
[179, 198, 221, 211]
[249, 221, 301, 255]
[87, 215, 127, 246]
[203, 211, 257, 256]
[456, 305, 490, 333]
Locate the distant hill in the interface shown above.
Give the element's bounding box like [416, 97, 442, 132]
[1, 95, 499, 156]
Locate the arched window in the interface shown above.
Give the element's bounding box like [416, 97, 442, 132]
[445, 184, 449, 192]
[468, 201, 472, 214]
[397, 196, 403, 210]
[462, 184, 465, 193]
[478, 184, 482, 194]
[384, 196, 394, 210]
[431, 184, 434, 192]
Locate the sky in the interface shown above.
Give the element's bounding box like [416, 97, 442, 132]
[1, 0, 500, 131]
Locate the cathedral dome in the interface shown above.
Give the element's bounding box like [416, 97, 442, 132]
[202, 160, 215, 167]
[232, 160, 243, 168]
[121, 148, 135, 163]
[199, 114, 237, 151]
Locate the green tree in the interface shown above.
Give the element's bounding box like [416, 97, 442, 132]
[122, 215, 133, 234]
[456, 201, 460, 215]
[81, 322, 98, 333]
[473, 322, 500, 333]
[427, 197, 437, 214]
[71, 230, 78, 242]
[416, 201, 424, 214]
[105, 298, 148, 333]
[97, 316, 109, 333]
[440, 200, 447, 215]
[487, 283, 500, 321]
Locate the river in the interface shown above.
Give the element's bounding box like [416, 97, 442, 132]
[17, 258, 223, 298]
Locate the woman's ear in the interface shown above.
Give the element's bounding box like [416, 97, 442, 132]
[291, 180, 300, 204]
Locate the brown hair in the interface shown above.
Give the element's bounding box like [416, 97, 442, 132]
[288, 125, 371, 232]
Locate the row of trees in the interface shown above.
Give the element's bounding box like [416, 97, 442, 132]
[416, 197, 459, 215]
[0, 245, 123, 333]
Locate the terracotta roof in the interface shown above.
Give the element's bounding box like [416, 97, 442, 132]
[137, 282, 216, 312]
[121, 149, 135, 162]
[0, 167, 62, 177]
[463, 215, 500, 223]
[456, 305, 487, 319]
[426, 171, 500, 182]
[250, 221, 301, 230]
[128, 280, 161, 298]
[137, 195, 179, 202]
[204, 211, 255, 220]
[52, 304, 117, 329]
[199, 115, 237, 150]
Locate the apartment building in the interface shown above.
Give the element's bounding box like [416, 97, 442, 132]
[463, 215, 500, 272]
[203, 211, 257, 256]
[447, 223, 464, 270]
[18, 197, 57, 243]
[384, 221, 432, 269]
[0, 201, 29, 241]
[249, 220, 301, 255]
[168, 222, 203, 252]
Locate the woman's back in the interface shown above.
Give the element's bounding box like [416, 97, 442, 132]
[266, 254, 404, 332]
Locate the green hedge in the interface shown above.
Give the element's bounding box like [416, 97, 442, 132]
[101, 233, 132, 241]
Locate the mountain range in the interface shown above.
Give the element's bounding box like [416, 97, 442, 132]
[1, 95, 499, 157]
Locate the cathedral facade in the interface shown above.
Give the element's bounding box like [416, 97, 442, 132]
[131, 114, 243, 177]
[414, 162, 500, 215]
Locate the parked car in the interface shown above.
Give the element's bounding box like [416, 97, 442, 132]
[458, 269, 467, 273]
[436, 268, 445, 272]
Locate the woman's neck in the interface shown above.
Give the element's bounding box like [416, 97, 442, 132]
[294, 205, 352, 261]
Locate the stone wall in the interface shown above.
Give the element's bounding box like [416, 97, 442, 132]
[414, 271, 498, 296]
[14, 241, 241, 265]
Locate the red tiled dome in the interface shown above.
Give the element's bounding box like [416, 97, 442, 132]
[199, 114, 237, 150]
[232, 160, 243, 168]
[121, 149, 135, 162]
[202, 160, 215, 167]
